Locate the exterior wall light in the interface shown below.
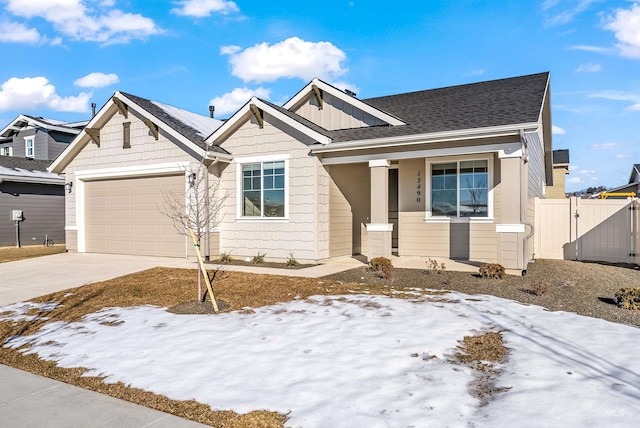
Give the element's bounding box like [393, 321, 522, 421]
[65, 181, 73, 193]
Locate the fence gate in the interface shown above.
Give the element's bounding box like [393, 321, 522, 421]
[535, 197, 638, 264]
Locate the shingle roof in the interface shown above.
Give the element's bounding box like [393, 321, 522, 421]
[119, 92, 229, 155]
[553, 149, 569, 164]
[328, 72, 550, 143]
[0, 156, 52, 172]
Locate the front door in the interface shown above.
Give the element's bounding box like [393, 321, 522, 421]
[389, 168, 399, 252]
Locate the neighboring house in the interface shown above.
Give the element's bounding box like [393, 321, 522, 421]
[593, 163, 640, 198]
[547, 149, 570, 199]
[0, 115, 88, 160]
[0, 157, 65, 247]
[50, 72, 552, 272]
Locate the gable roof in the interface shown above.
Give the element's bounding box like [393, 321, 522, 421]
[0, 156, 63, 184]
[50, 91, 229, 173]
[328, 72, 550, 144]
[0, 114, 88, 142]
[629, 164, 640, 184]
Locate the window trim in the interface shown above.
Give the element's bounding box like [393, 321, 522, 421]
[24, 136, 35, 158]
[425, 154, 493, 221]
[235, 154, 290, 221]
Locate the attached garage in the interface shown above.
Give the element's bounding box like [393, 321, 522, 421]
[84, 174, 186, 257]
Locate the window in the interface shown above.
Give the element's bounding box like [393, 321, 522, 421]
[240, 160, 286, 218]
[25, 137, 34, 158]
[430, 159, 489, 218]
[0, 146, 11, 156]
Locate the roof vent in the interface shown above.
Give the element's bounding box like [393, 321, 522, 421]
[91, 103, 96, 117]
[209, 105, 215, 118]
[344, 89, 357, 97]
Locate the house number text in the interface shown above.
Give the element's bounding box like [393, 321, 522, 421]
[417, 170, 422, 203]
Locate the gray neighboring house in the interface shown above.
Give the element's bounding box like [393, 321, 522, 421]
[0, 114, 88, 160]
[0, 157, 65, 247]
[597, 164, 640, 197]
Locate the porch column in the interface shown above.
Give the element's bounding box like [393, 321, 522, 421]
[366, 159, 393, 259]
[496, 155, 525, 270]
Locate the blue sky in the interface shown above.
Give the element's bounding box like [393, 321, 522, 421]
[0, 0, 639, 192]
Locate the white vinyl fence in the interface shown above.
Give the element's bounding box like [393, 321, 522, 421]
[534, 197, 639, 264]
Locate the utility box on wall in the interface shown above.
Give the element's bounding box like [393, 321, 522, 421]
[11, 210, 23, 221]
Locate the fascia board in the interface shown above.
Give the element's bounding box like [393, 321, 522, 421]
[206, 97, 332, 146]
[283, 78, 406, 126]
[2, 114, 82, 136]
[311, 123, 537, 154]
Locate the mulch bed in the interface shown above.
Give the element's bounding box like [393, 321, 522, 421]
[323, 258, 640, 327]
[207, 258, 316, 270]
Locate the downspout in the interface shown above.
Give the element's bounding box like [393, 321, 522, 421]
[520, 132, 535, 276]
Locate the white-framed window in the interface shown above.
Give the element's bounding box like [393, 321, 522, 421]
[0, 146, 11, 156]
[236, 155, 289, 219]
[426, 156, 493, 219]
[24, 137, 35, 158]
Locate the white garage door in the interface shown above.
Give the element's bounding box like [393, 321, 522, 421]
[84, 175, 186, 257]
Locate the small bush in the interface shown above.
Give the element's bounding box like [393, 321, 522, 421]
[286, 252, 299, 267]
[219, 250, 232, 262]
[369, 257, 393, 279]
[252, 252, 266, 264]
[479, 263, 505, 280]
[426, 258, 446, 274]
[531, 280, 551, 296]
[615, 286, 640, 310]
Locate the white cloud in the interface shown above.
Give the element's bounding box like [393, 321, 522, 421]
[466, 69, 485, 76]
[0, 20, 41, 43]
[590, 90, 640, 110]
[543, 0, 599, 26]
[0, 76, 91, 113]
[616, 154, 629, 159]
[330, 80, 360, 96]
[629, 103, 640, 111]
[567, 45, 610, 54]
[222, 37, 348, 83]
[552, 125, 566, 135]
[209, 86, 271, 116]
[4, 0, 162, 45]
[576, 62, 601, 72]
[567, 177, 583, 184]
[579, 169, 596, 175]
[591, 142, 619, 150]
[171, 0, 239, 17]
[604, 4, 640, 58]
[74, 72, 119, 88]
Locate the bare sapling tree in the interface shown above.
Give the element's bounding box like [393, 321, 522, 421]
[161, 154, 230, 305]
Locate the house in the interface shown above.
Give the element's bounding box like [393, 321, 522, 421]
[592, 164, 640, 198]
[50, 72, 552, 272]
[0, 157, 65, 247]
[0, 115, 88, 160]
[547, 149, 570, 199]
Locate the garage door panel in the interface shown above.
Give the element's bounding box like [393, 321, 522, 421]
[85, 175, 186, 257]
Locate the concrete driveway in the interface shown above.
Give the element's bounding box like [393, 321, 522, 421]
[0, 252, 198, 305]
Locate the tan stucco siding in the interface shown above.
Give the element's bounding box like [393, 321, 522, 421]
[292, 92, 387, 130]
[217, 113, 325, 261]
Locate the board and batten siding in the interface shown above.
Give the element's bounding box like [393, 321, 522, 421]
[217, 113, 327, 261]
[291, 92, 387, 130]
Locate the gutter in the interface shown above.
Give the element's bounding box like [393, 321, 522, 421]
[0, 175, 64, 185]
[312, 122, 539, 154]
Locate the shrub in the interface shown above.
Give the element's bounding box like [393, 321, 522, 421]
[286, 252, 299, 267]
[251, 252, 266, 264]
[219, 250, 232, 262]
[531, 280, 551, 296]
[479, 263, 505, 280]
[426, 258, 446, 274]
[369, 257, 393, 279]
[615, 286, 640, 310]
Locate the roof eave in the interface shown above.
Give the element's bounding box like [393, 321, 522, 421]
[0, 175, 64, 185]
[311, 122, 538, 154]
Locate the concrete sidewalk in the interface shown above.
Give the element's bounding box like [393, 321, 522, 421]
[0, 364, 208, 428]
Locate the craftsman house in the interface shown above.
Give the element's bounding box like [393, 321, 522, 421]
[50, 72, 552, 271]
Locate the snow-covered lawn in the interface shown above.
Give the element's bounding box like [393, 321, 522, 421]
[3, 291, 639, 427]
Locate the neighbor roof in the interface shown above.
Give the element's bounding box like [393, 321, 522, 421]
[553, 149, 569, 165]
[0, 114, 88, 140]
[0, 156, 63, 184]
